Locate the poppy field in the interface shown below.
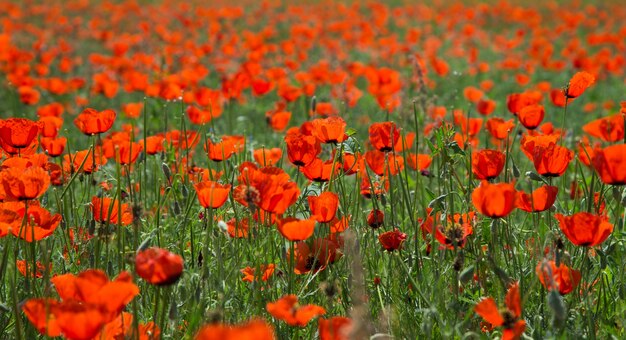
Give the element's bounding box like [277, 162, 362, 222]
[1, 0, 626, 339]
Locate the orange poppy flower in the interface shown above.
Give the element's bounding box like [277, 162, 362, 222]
[63, 149, 107, 174]
[4, 201, 61, 242]
[266, 110, 292, 132]
[527, 142, 573, 177]
[472, 149, 505, 180]
[240, 264, 275, 282]
[565, 71, 595, 98]
[476, 98, 496, 116]
[195, 319, 275, 340]
[550, 89, 567, 107]
[516, 185, 558, 213]
[318, 316, 353, 340]
[277, 217, 316, 241]
[518, 104, 545, 130]
[369, 121, 400, 152]
[475, 282, 525, 340]
[536, 260, 581, 295]
[205, 135, 245, 162]
[463, 86, 484, 103]
[360, 175, 389, 199]
[0, 166, 50, 201]
[92, 196, 133, 226]
[225, 217, 250, 238]
[17, 86, 41, 105]
[378, 228, 407, 251]
[582, 114, 624, 143]
[233, 162, 299, 215]
[40, 137, 67, 157]
[592, 144, 626, 185]
[285, 133, 321, 167]
[290, 240, 337, 275]
[555, 212, 613, 247]
[364, 150, 404, 176]
[453, 110, 483, 137]
[194, 181, 231, 209]
[342, 152, 362, 175]
[74, 108, 117, 135]
[421, 212, 474, 250]
[406, 153, 432, 171]
[367, 209, 385, 229]
[141, 135, 165, 155]
[507, 92, 541, 115]
[135, 247, 184, 286]
[485, 118, 515, 140]
[308, 192, 339, 223]
[300, 158, 341, 182]
[112, 141, 143, 165]
[253, 147, 282, 166]
[0, 118, 42, 149]
[312, 117, 347, 144]
[266, 295, 326, 327]
[471, 181, 517, 218]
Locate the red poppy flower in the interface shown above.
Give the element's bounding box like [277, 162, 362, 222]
[312, 117, 347, 144]
[475, 282, 525, 340]
[364, 150, 404, 176]
[233, 162, 299, 215]
[471, 181, 517, 218]
[566, 71, 595, 98]
[40, 137, 66, 157]
[135, 247, 184, 286]
[367, 209, 385, 229]
[63, 149, 107, 174]
[290, 240, 339, 275]
[308, 192, 339, 223]
[318, 316, 353, 340]
[0, 118, 42, 150]
[522, 139, 573, 177]
[472, 149, 505, 180]
[516, 185, 558, 213]
[17, 86, 40, 105]
[406, 153, 432, 171]
[112, 141, 143, 165]
[266, 110, 291, 132]
[240, 264, 275, 282]
[536, 260, 581, 295]
[4, 201, 61, 242]
[285, 133, 321, 167]
[476, 98, 496, 115]
[277, 217, 316, 241]
[592, 144, 626, 185]
[453, 110, 483, 137]
[555, 212, 613, 247]
[507, 92, 541, 115]
[16, 259, 49, 278]
[225, 218, 249, 238]
[92, 196, 133, 226]
[74, 108, 117, 135]
[485, 118, 515, 140]
[0, 166, 50, 201]
[518, 104, 545, 130]
[582, 114, 624, 143]
[378, 228, 407, 251]
[300, 158, 341, 182]
[369, 121, 400, 152]
[266, 295, 326, 327]
[194, 181, 231, 209]
[195, 319, 275, 340]
[254, 147, 282, 166]
[141, 135, 165, 155]
[205, 135, 245, 162]
[550, 89, 567, 107]
[422, 212, 474, 250]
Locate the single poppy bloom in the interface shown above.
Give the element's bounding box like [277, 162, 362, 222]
[195, 319, 275, 340]
[39, 116, 63, 138]
[141, 135, 165, 155]
[364, 150, 404, 176]
[463, 86, 484, 103]
[485, 118, 515, 140]
[536, 260, 581, 295]
[367, 209, 385, 229]
[312, 117, 347, 144]
[566, 71, 595, 98]
[63, 149, 107, 174]
[369, 122, 400, 152]
[475, 282, 526, 340]
[240, 264, 275, 283]
[16, 259, 49, 278]
[378, 228, 407, 252]
[555, 212, 613, 247]
[592, 144, 626, 185]
[277, 217, 316, 242]
[300, 158, 341, 182]
[308, 192, 339, 223]
[290, 241, 331, 274]
[528, 143, 573, 177]
[422, 212, 474, 250]
[472, 149, 505, 180]
[266, 110, 291, 132]
[507, 92, 540, 115]
[74, 108, 117, 135]
[360, 175, 389, 199]
[582, 114, 624, 143]
[518, 104, 545, 130]
[285, 133, 321, 167]
[318, 317, 353, 340]
[342, 152, 362, 175]
[471, 181, 517, 218]
[550, 89, 567, 107]
[0, 118, 42, 149]
[40, 137, 67, 157]
[194, 181, 231, 209]
[516, 185, 558, 212]
[476, 98, 496, 116]
[406, 153, 432, 171]
[92, 196, 133, 226]
[233, 162, 300, 215]
[205, 135, 245, 162]
[113, 141, 143, 165]
[5, 201, 61, 242]
[0, 166, 50, 201]
[226, 218, 249, 238]
[453, 110, 483, 137]
[254, 147, 282, 166]
[17, 86, 41, 105]
[135, 247, 184, 286]
[266, 295, 326, 327]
